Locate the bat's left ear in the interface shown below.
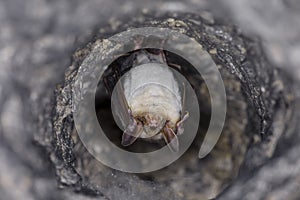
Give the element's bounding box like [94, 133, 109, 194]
[162, 125, 179, 152]
[121, 119, 143, 146]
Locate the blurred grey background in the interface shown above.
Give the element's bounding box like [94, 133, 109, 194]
[0, 0, 300, 199]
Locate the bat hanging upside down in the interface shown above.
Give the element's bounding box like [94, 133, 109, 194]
[104, 49, 189, 152]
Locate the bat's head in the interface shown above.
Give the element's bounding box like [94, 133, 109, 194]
[137, 112, 167, 137]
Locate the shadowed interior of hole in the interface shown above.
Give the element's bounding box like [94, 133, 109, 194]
[95, 48, 211, 153]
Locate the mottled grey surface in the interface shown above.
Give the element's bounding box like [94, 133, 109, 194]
[0, 0, 299, 200]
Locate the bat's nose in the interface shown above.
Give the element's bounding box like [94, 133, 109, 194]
[149, 120, 157, 126]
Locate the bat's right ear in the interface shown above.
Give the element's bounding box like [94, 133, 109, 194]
[121, 119, 143, 146]
[162, 125, 179, 152]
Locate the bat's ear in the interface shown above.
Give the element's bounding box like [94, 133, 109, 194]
[162, 125, 179, 152]
[176, 111, 189, 135]
[121, 119, 143, 146]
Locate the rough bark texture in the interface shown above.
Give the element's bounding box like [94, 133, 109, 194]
[0, 0, 299, 200]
